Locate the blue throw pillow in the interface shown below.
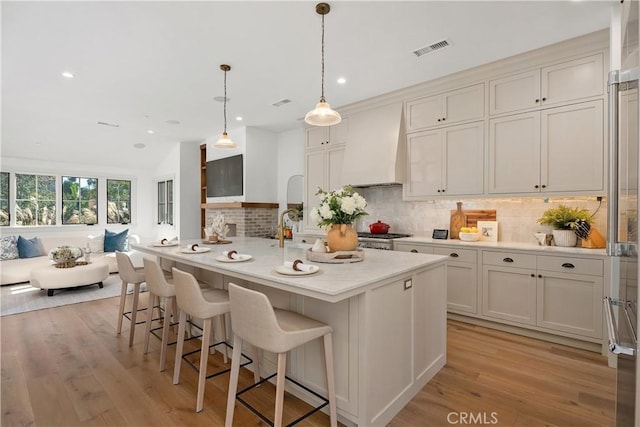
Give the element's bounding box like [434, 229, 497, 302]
[0, 236, 19, 260]
[104, 229, 129, 252]
[17, 236, 45, 258]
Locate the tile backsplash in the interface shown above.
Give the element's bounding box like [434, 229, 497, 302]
[357, 186, 608, 246]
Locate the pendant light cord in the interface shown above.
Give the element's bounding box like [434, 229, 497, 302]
[320, 13, 326, 103]
[223, 69, 228, 133]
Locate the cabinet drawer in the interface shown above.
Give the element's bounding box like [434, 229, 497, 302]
[433, 247, 476, 263]
[537, 256, 603, 276]
[394, 243, 434, 254]
[483, 251, 536, 269]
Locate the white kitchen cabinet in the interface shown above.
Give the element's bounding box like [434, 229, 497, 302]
[305, 118, 349, 149]
[405, 83, 484, 132]
[405, 121, 484, 199]
[395, 242, 478, 315]
[488, 100, 603, 195]
[489, 53, 603, 116]
[303, 145, 346, 232]
[482, 252, 538, 326]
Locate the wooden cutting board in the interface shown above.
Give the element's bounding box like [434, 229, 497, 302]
[450, 209, 497, 227]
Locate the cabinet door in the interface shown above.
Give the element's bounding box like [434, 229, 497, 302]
[446, 262, 477, 314]
[541, 53, 604, 108]
[489, 69, 541, 115]
[443, 83, 485, 124]
[488, 112, 541, 194]
[443, 121, 484, 195]
[406, 94, 442, 131]
[394, 243, 434, 254]
[541, 100, 604, 193]
[405, 129, 443, 197]
[536, 271, 603, 339]
[304, 149, 325, 231]
[327, 145, 345, 190]
[306, 127, 329, 150]
[482, 265, 537, 325]
[329, 118, 349, 145]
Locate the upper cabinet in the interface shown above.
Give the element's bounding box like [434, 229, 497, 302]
[405, 83, 485, 132]
[305, 119, 349, 150]
[489, 53, 604, 116]
[488, 100, 604, 195]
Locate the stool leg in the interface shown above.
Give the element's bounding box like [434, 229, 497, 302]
[220, 314, 228, 364]
[143, 293, 156, 354]
[251, 345, 260, 384]
[129, 282, 141, 347]
[116, 280, 127, 334]
[159, 297, 173, 372]
[196, 317, 212, 412]
[323, 333, 337, 427]
[274, 352, 287, 427]
[173, 310, 188, 385]
[224, 335, 243, 427]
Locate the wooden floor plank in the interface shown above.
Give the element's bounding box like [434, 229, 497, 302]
[1, 298, 615, 427]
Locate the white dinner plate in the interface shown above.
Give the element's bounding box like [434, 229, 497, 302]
[215, 254, 252, 262]
[152, 241, 179, 247]
[275, 265, 320, 276]
[179, 247, 211, 254]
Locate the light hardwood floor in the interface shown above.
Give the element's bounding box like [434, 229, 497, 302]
[1, 294, 615, 426]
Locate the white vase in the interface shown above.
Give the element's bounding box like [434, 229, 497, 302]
[552, 229, 577, 247]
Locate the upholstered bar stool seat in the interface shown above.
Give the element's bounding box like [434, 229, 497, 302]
[116, 251, 147, 347]
[225, 283, 337, 427]
[172, 268, 253, 413]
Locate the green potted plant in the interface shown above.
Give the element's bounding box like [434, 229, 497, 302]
[537, 205, 593, 247]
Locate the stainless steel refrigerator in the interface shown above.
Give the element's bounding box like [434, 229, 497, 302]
[605, 1, 639, 425]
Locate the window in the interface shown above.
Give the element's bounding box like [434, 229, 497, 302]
[0, 172, 8, 226]
[157, 179, 173, 225]
[62, 176, 98, 224]
[15, 174, 56, 225]
[107, 179, 131, 224]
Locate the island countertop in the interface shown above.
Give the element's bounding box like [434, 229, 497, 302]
[131, 236, 447, 303]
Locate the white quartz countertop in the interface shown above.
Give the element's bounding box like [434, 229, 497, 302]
[395, 236, 607, 257]
[132, 237, 447, 303]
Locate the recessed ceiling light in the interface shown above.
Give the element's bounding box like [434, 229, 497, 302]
[147, 130, 154, 134]
[97, 121, 119, 127]
[337, 77, 346, 84]
[236, 116, 243, 121]
[134, 143, 146, 149]
[61, 71, 74, 79]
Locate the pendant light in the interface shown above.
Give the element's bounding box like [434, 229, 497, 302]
[213, 64, 237, 149]
[304, 2, 342, 127]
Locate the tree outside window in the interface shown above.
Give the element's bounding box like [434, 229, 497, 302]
[157, 179, 173, 225]
[0, 172, 9, 226]
[107, 179, 131, 224]
[15, 174, 56, 225]
[62, 176, 98, 224]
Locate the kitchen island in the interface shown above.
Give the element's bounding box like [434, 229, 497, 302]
[132, 237, 448, 426]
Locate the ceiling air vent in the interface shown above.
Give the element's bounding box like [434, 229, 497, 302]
[97, 121, 120, 127]
[412, 39, 451, 57]
[272, 99, 292, 107]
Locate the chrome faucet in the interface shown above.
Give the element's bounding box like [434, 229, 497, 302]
[278, 208, 299, 248]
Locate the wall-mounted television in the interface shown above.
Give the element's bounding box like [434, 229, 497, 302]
[206, 154, 243, 198]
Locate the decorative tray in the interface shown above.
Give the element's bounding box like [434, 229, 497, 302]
[201, 240, 232, 245]
[305, 248, 365, 264]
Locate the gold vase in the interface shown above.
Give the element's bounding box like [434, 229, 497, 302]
[326, 223, 358, 252]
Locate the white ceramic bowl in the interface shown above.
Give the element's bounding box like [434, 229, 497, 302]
[458, 232, 481, 242]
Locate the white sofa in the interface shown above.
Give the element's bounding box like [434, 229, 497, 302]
[1, 234, 144, 286]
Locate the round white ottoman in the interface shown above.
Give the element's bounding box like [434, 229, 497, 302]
[30, 262, 110, 296]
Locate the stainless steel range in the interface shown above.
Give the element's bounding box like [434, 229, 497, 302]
[357, 232, 411, 250]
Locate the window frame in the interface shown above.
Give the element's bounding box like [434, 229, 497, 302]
[15, 173, 57, 226]
[61, 175, 99, 225]
[106, 179, 132, 225]
[0, 172, 9, 226]
[157, 179, 174, 226]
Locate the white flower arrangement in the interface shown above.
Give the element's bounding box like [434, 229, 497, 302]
[309, 185, 368, 228]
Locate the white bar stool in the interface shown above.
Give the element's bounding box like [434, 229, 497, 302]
[115, 251, 146, 347]
[142, 258, 178, 371]
[172, 268, 253, 413]
[225, 283, 337, 427]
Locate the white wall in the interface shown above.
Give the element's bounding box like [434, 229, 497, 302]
[245, 126, 278, 202]
[152, 143, 180, 240]
[179, 141, 202, 239]
[276, 127, 304, 211]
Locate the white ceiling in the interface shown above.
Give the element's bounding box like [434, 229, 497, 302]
[1, 1, 613, 169]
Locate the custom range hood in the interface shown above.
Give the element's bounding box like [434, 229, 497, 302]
[341, 101, 405, 187]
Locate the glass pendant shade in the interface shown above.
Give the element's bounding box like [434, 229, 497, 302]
[214, 131, 236, 149]
[305, 101, 342, 126]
